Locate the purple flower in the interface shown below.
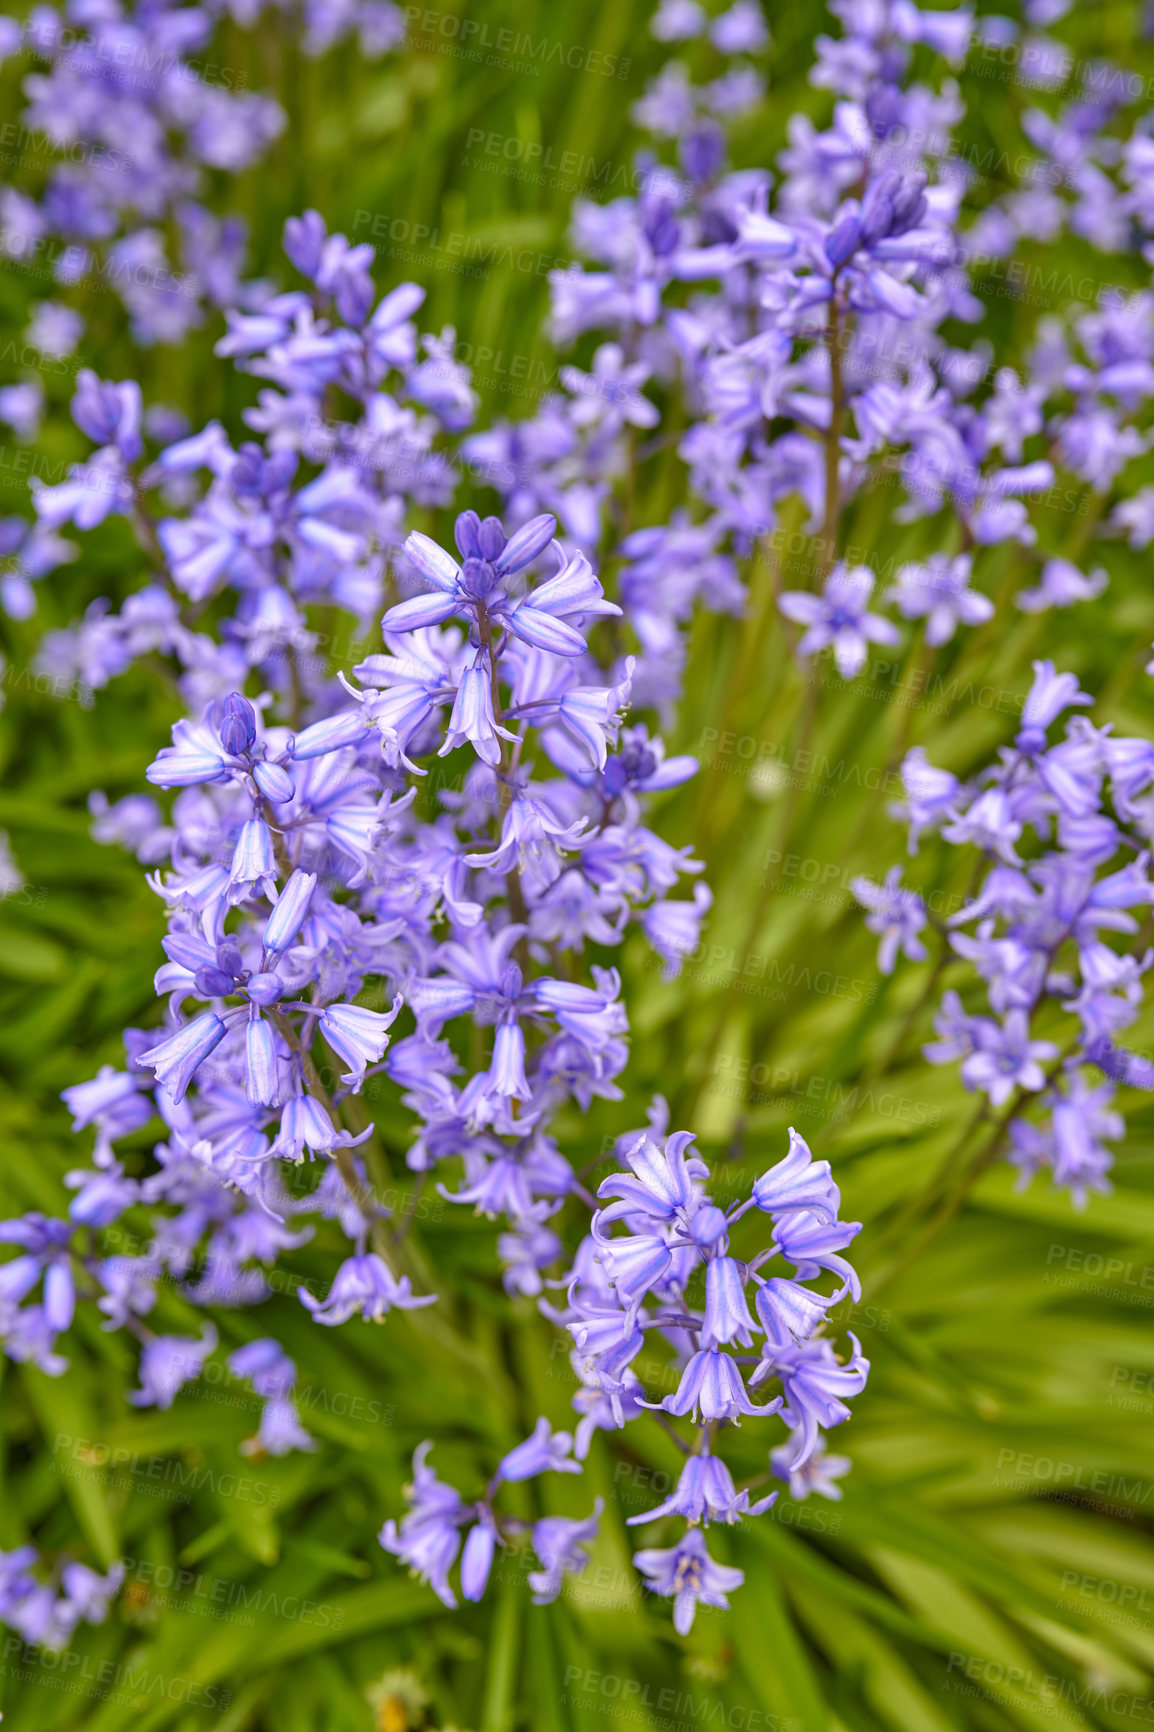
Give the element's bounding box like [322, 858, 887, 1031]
[633, 1529, 744, 1634]
[492, 1418, 582, 1486]
[528, 1501, 603, 1603]
[380, 1442, 467, 1608]
[886, 554, 993, 645]
[1015, 559, 1108, 614]
[627, 1451, 776, 1526]
[771, 1441, 850, 1500]
[749, 1127, 840, 1220]
[701, 1255, 759, 1347]
[460, 1519, 497, 1602]
[299, 1253, 435, 1324]
[130, 1326, 218, 1409]
[387, 511, 619, 658]
[757, 1334, 869, 1467]
[779, 564, 899, 679]
[852, 867, 929, 973]
[959, 1012, 1059, 1106]
[319, 997, 402, 1088]
[139, 1012, 227, 1104]
[652, 1347, 782, 1423]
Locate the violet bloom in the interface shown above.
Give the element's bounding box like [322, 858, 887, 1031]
[627, 1450, 777, 1526]
[1017, 660, 1093, 748]
[770, 1441, 850, 1501]
[942, 790, 1023, 864]
[748, 1126, 840, 1220]
[386, 510, 619, 657]
[528, 1500, 603, 1603]
[243, 1398, 317, 1458]
[779, 564, 899, 679]
[130, 1326, 218, 1409]
[960, 1012, 1059, 1107]
[380, 1442, 468, 1608]
[299, 1253, 435, 1324]
[701, 1255, 760, 1348]
[492, 1417, 582, 1486]
[633, 1528, 744, 1634]
[139, 1012, 227, 1104]
[652, 1347, 781, 1423]
[459, 1518, 497, 1603]
[852, 867, 929, 973]
[319, 997, 402, 1088]
[759, 1334, 870, 1467]
[886, 554, 993, 645]
[896, 747, 959, 853]
[1015, 559, 1108, 613]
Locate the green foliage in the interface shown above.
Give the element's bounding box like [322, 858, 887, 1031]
[1, 2, 1153, 1728]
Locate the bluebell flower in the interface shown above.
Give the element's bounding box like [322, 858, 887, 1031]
[1015, 558, 1108, 614]
[460, 1518, 497, 1602]
[139, 1012, 228, 1105]
[895, 747, 960, 853]
[271, 1096, 374, 1162]
[493, 1418, 582, 1486]
[633, 1528, 744, 1634]
[754, 1276, 837, 1349]
[594, 1129, 709, 1230]
[319, 998, 402, 1088]
[229, 1337, 297, 1397]
[243, 1398, 317, 1458]
[701, 1255, 759, 1347]
[756, 1334, 869, 1468]
[388, 511, 619, 658]
[652, 1347, 782, 1423]
[959, 1011, 1059, 1107]
[527, 1500, 603, 1603]
[130, 1326, 218, 1409]
[779, 564, 899, 680]
[627, 1451, 776, 1526]
[770, 1440, 851, 1501]
[749, 1127, 840, 1221]
[852, 867, 929, 974]
[300, 1253, 435, 1325]
[263, 869, 317, 953]
[942, 789, 1023, 863]
[771, 1210, 862, 1299]
[379, 1442, 468, 1609]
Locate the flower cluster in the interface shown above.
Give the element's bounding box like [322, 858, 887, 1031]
[385, 1122, 866, 1631]
[5, 0, 1154, 1657]
[0, 0, 402, 350]
[856, 662, 1154, 1203]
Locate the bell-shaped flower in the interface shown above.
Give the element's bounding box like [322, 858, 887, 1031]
[300, 1252, 435, 1324]
[633, 1529, 744, 1634]
[319, 997, 402, 1088]
[701, 1255, 759, 1347]
[627, 1450, 777, 1526]
[140, 1012, 227, 1104]
[749, 1127, 840, 1222]
[652, 1347, 782, 1423]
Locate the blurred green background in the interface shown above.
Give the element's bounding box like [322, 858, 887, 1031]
[2, 2, 1154, 1729]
